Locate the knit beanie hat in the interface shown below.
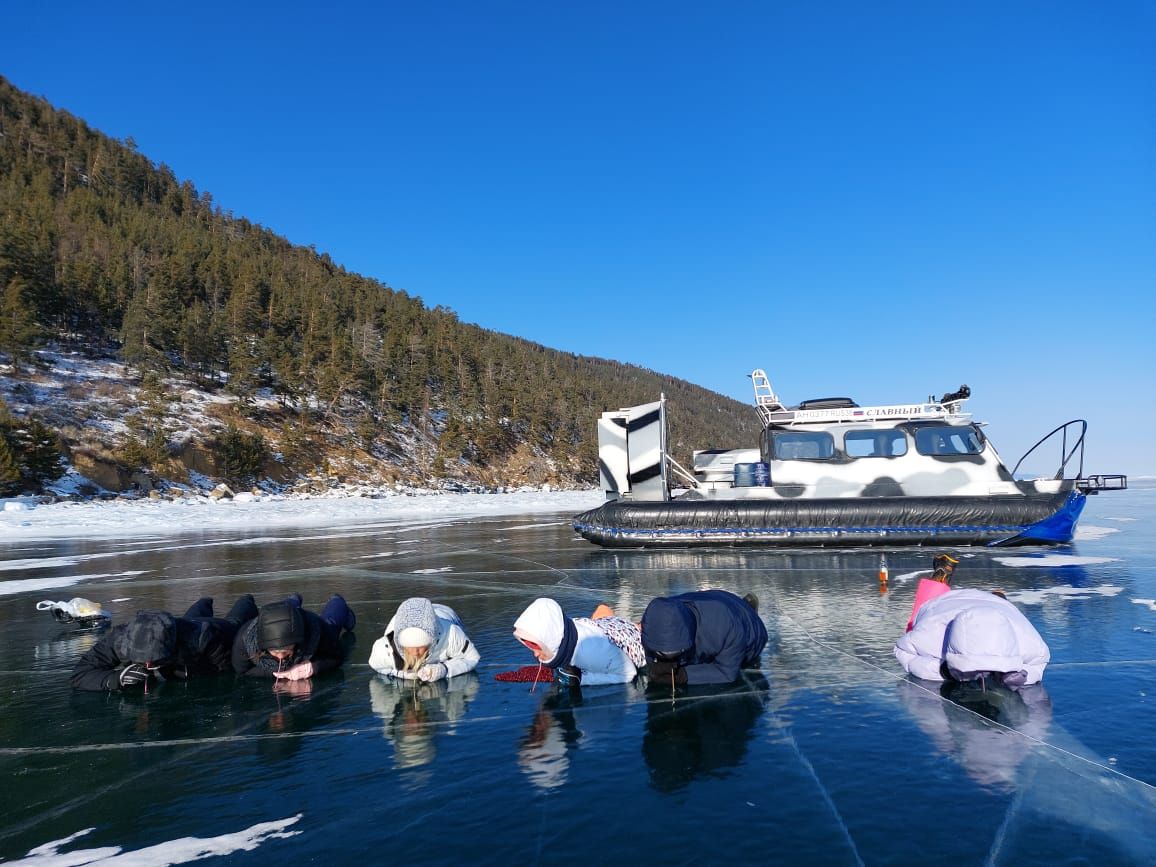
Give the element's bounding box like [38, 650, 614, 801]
[394, 597, 439, 648]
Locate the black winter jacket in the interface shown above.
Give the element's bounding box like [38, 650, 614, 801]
[231, 608, 346, 678]
[71, 597, 254, 691]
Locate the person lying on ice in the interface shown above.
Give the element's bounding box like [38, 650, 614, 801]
[232, 594, 355, 681]
[70, 595, 258, 692]
[369, 596, 480, 682]
[640, 589, 767, 687]
[894, 588, 1050, 688]
[513, 597, 644, 687]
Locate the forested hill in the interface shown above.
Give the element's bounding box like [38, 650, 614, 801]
[0, 75, 761, 496]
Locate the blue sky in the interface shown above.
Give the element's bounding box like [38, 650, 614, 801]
[3, 2, 1154, 475]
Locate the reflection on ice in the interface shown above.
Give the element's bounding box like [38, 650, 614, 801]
[517, 685, 641, 791]
[369, 673, 479, 770]
[33, 626, 105, 670]
[898, 680, 1053, 793]
[898, 679, 1156, 862]
[643, 675, 770, 792]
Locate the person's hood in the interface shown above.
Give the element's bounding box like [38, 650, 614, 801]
[513, 598, 565, 656]
[944, 607, 1022, 681]
[393, 597, 441, 648]
[112, 611, 177, 665]
[640, 597, 696, 658]
[257, 601, 305, 650]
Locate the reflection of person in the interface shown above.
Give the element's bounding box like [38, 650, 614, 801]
[642, 675, 770, 792]
[369, 597, 479, 682]
[894, 589, 1050, 688]
[71, 595, 257, 691]
[640, 590, 767, 686]
[518, 694, 580, 790]
[898, 679, 1053, 792]
[232, 594, 355, 681]
[253, 670, 345, 763]
[369, 672, 479, 768]
[513, 598, 641, 686]
[517, 686, 639, 791]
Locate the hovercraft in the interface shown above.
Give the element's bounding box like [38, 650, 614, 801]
[572, 370, 1126, 549]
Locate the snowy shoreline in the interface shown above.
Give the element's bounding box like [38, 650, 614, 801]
[0, 488, 604, 543]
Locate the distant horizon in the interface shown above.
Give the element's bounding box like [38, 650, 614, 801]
[2, 3, 1153, 475]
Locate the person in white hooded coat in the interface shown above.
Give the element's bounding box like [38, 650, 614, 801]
[894, 588, 1050, 688]
[369, 597, 480, 682]
[512, 597, 642, 686]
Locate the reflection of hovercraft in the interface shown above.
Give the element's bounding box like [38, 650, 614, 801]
[37, 597, 111, 628]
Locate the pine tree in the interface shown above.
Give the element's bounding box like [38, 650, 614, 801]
[8, 417, 62, 486]
[0, 435, 21, 495]
[219, 425, 267, 486]
[0, 275, 40, 362]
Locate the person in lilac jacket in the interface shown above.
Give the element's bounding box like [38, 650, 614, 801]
[894, 589, 1050, 688]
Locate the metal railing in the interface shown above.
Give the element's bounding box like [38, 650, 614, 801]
[1011, 419, 1087, 480]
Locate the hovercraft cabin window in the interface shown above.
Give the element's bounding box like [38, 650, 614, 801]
[914, 425, 984, 456]
[844, 429, 907, 458]
[772, 431, 835, 460]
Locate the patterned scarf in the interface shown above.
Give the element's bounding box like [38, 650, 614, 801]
[580, 616, 646, 668]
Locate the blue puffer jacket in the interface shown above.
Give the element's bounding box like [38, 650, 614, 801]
[641, 589, 767, 685]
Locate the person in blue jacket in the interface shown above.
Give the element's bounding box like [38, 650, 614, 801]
[640, 589, 766, 686]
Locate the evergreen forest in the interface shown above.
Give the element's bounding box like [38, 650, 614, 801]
[0, 75, 761, 496]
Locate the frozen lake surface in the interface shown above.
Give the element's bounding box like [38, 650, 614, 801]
[2, 488, 1155, 864]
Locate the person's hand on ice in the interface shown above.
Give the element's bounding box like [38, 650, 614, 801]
[273, 661, 315, 681]
[118, 663, 154, 689]
[417, 662, 447, 682]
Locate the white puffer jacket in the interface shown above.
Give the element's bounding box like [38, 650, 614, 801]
[894, 589, 1050, 684]
[369, 602, 480, 680]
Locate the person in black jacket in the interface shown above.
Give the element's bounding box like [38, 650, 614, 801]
[232, 594, 355, 682]
[70, 595, 258, 692]
[641, 589, 766, 686]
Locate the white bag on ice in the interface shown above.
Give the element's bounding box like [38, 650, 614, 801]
[36, 597, 111, 626]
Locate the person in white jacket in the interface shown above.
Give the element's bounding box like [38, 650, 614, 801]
[512, 597, 641, 686]
[369, 597, 480, 683]
[894, 589, 1050, 688]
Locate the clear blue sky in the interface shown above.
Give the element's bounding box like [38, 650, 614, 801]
[4, 2, 1154, 475]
